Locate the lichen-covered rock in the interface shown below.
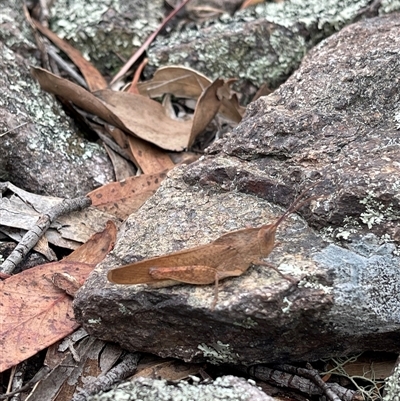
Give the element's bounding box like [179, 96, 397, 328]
[147, 0, 400, 100]
[49, 0, 166, 75]
[86, 375, 274, 401]
[75, 13, 400, 367]
[0, 1, 114, 197]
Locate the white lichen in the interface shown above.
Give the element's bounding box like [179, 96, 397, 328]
[197, 341, 239, 365]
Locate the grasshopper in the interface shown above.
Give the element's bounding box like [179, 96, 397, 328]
[108, 186, 317, 309]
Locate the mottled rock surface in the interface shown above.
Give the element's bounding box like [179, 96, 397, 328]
[75, 14, 400, 367]
[87, 376, 273, 401]
[0, 1, 114, 197]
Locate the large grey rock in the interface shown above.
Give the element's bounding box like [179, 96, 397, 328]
[74, 14, 400, 367]
[147, 0, 400, 100]
[0, 1, 114, 197]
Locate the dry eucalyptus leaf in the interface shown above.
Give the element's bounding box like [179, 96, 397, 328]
[138, 66, 244, 124]
[94, 89, 193, 151]
[188, 78, 224, 147]
[0, 263, 93, 372]
[127, 136, 175, 174]
[104, 144, 136, 181]
[32, 67, 192, 151]
[31, 67, 124, 129]
[0, 221, 116, 373]
[87, 172, 168, 220]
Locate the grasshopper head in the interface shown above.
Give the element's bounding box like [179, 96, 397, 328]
[257, 224, 277, 257]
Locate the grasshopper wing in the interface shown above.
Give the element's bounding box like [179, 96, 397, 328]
[107, 244, 238, 285]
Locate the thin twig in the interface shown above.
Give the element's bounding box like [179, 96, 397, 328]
[71, 352, 141, 401]
[275, 364, 342, 401]
[47, 46, 88, 89]
[0, 197, 92, 275]
[243, 365, 362, 401]
[110, 0, 192, 85]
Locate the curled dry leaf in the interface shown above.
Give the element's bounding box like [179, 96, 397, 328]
[0, 221, 117, 373]
[32, 65, 242, 151]
[188, 78, 224, 147]
[137, 65, 244, 123]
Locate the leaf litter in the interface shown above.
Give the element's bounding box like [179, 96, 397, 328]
[1, 1, 246, 396]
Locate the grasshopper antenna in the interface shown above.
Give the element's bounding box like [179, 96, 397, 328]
[272, 182, 320, 229]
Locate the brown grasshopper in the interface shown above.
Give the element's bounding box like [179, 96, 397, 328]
[108, 186, 317, 309]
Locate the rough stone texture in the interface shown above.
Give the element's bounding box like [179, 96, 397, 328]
[383, 362, 400, 401]
[147, 0, 400, 100]
[208, 13, 400, 242]
[86, 376, 274, 401]
[0, 1, 114, 197]
[75, 14, 400, 368]
[50, 0, 166, 76]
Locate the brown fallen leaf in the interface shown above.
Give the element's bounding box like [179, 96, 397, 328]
[31, 19, 107, 91]
[104, 144, 136, 181]
[87, 172, 168, 220]
[94, 89, 193, 151]
[127, 136, 175, 174]
[0, 221, 117, 373]
[137, 66, 211, 99]
[188, 78, 224, 147]
[31, 67, 192, 151]
[31, 66, 125, 130]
